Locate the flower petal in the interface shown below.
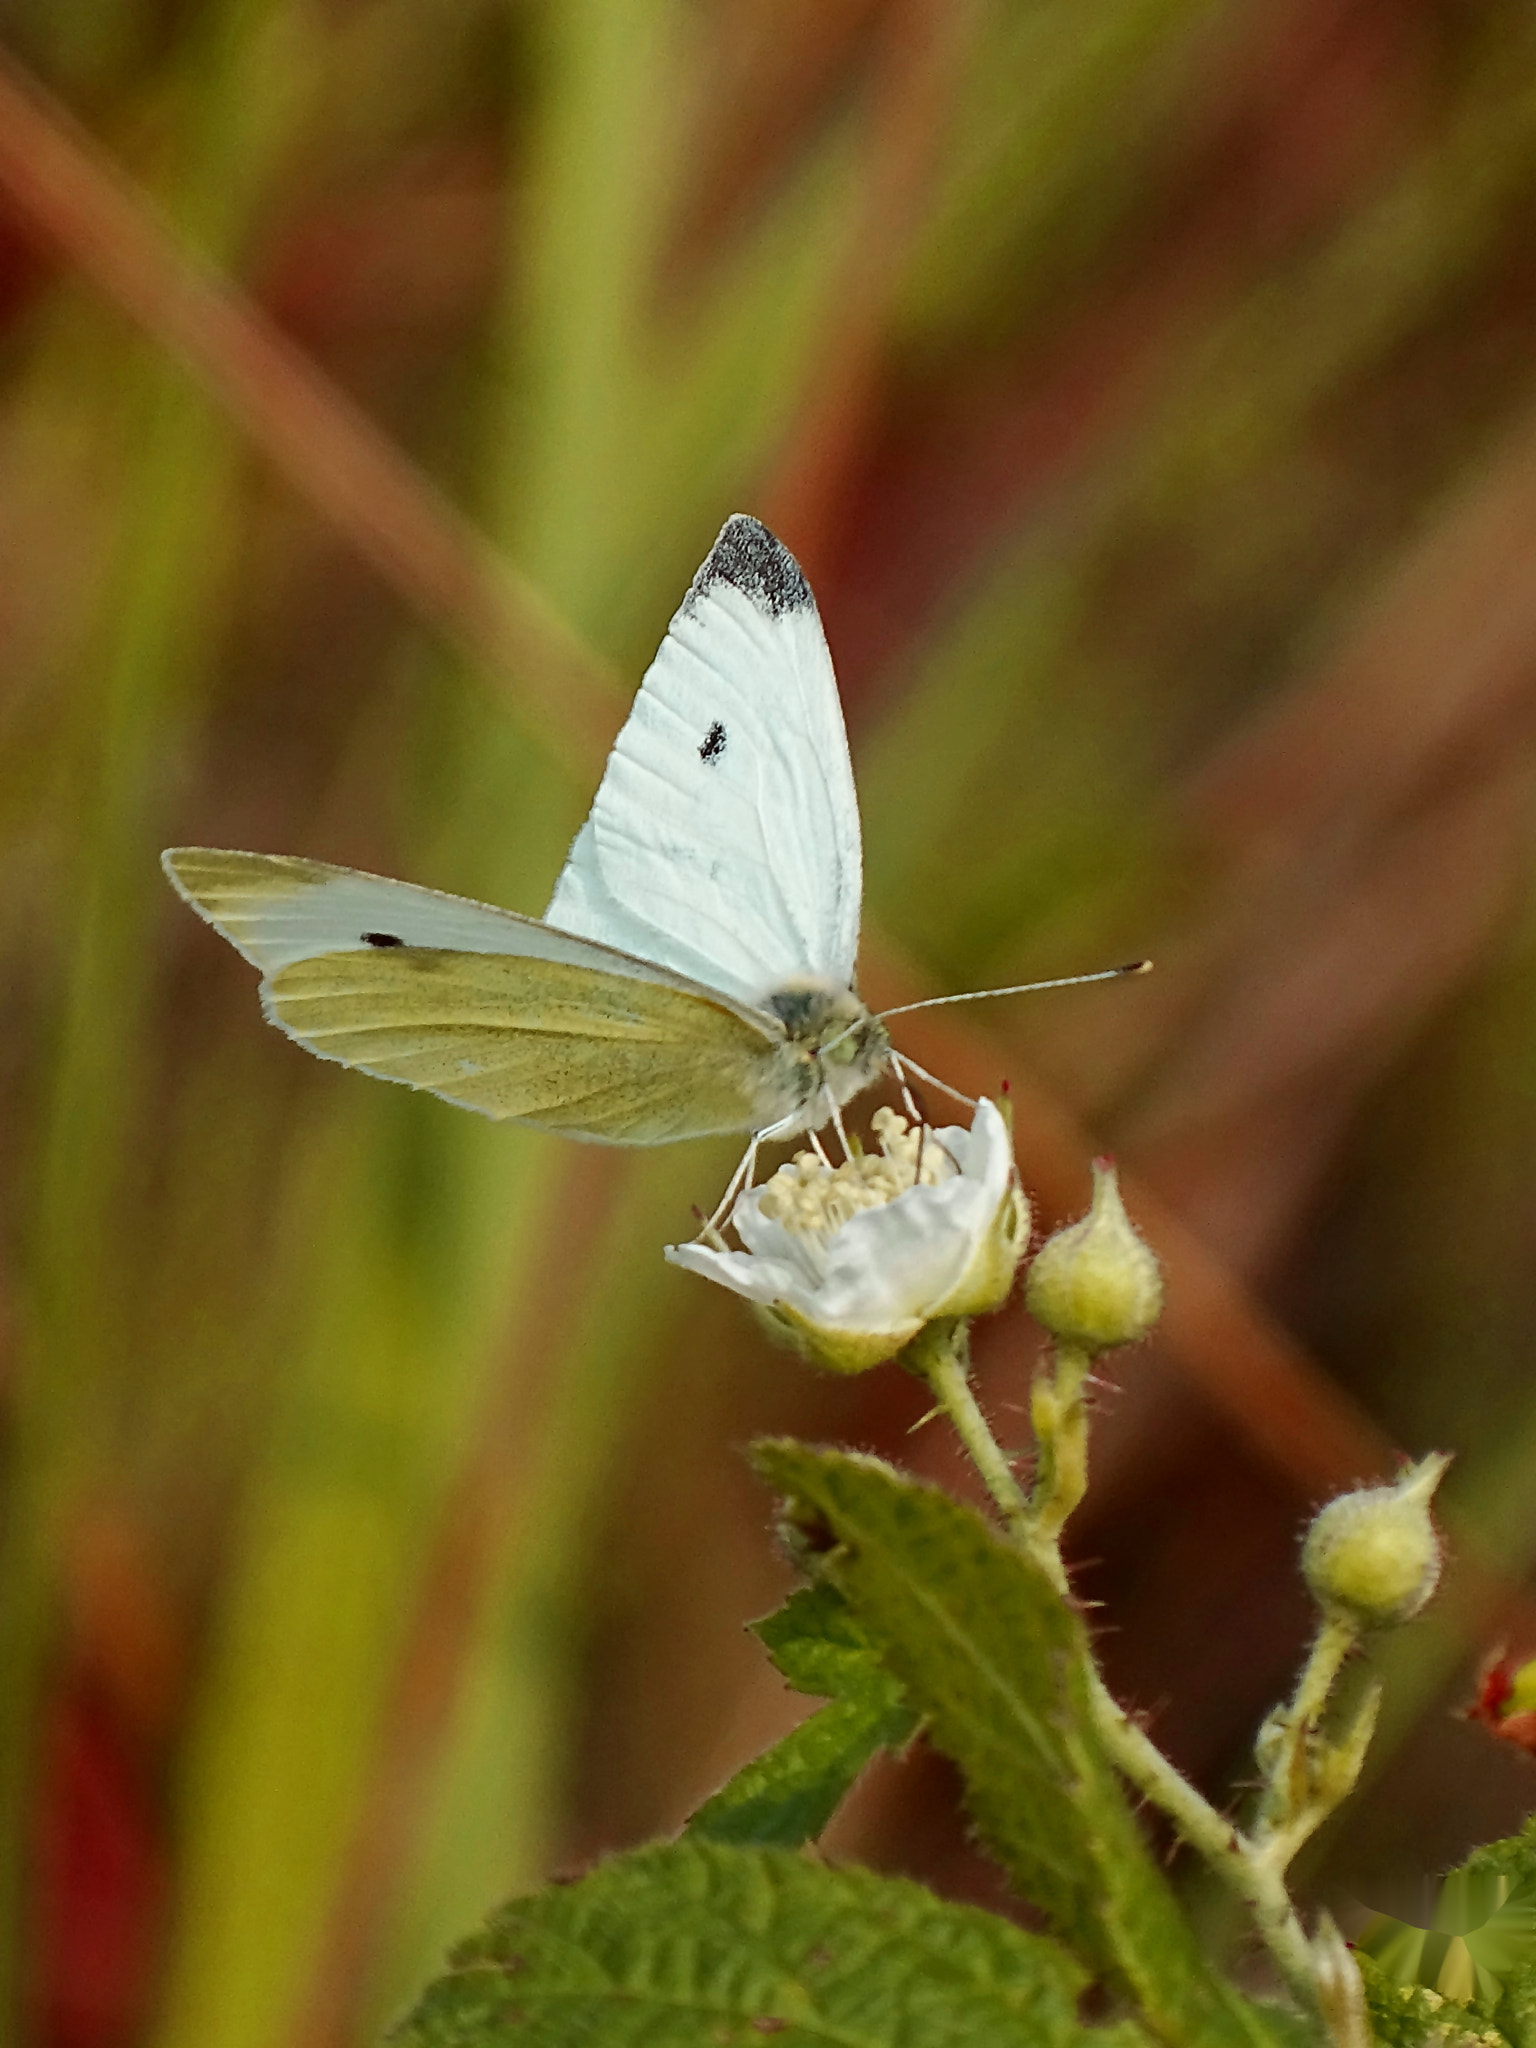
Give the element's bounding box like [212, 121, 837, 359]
[666, 1099, 1023, 1370]
[664, 1241, 801, 1308]
[806, 1169, 998, 1327]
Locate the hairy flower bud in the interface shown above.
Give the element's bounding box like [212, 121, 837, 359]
[1024, 1158, 1162, 1352]
[1302, 1455, 1450, 1631]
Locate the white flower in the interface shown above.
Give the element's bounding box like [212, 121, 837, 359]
[666, 1100, 1028, 1372]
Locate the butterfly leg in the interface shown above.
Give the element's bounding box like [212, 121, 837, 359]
[825, 1089, 853, 1163]
[907, 1104, 955, 1182]
[696, 1101, 809, 1239]
[699, 1134, 760, 1239]
[888, 1050, 926, 1126]
[890, 1049, 979, 1113]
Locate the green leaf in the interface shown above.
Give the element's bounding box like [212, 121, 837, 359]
[751, 1442, 1291, 2048]
[390, 1838, 1146, 2047]
[1354, 1949, 1508, 2047]
[687, 1584, 918, 1847]
[1358, 1865, 1536, 2008]
[1357, 1820, 1536, 2041]
[1432, 1819, 1536, 2043]
[751, 1584, 911, 1700]
[1496, 1952, 1536, 2048]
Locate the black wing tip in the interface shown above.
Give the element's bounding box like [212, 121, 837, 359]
[686, 513, 815, 619]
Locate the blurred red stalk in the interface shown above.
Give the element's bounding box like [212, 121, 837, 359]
[0, 48, 619, 781]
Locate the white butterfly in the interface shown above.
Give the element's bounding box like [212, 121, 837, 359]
[165, 516, 1142, 1164]
[164, 517, 898, 1150]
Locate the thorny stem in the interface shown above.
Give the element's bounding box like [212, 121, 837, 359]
[1082, 1668, 1319, 2004]
[911, 1316, 1324, 2018]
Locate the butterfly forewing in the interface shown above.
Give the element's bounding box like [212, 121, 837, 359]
[263, 948, 779, 1141]
[163, 847, 762, 1004]
[543, 516, 862, 1006]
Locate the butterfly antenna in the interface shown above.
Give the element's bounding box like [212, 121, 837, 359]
[878, 959, 1151, 1022]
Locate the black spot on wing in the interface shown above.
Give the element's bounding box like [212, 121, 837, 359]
[685, 514, 813, 619]
[699, 720, 727, 763]
[362, 931, 404, 947]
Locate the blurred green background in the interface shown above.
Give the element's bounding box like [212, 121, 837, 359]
[7, 1, 1536, 2042]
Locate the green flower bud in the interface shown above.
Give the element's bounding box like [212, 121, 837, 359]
[1024, 1159, 1162, 1352]
[1301, 1455, 1450, 1631]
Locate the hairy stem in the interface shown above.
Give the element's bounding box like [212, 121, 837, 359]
[1084, 1667, 1318, 2003]
[917, 1325, 1321, 2014]
[906, 1321, 1030, 1539]
[1028, 1341, 1091, 1547]
[1252, 1614, 1362, 1877]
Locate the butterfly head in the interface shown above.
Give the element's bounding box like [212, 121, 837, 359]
[762, 979, 890, 1127]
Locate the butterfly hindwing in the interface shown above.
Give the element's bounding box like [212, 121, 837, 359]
[164, 847, 787, 1140]
[262, 947, 778, 1140]
[543, 515, 862, 1006]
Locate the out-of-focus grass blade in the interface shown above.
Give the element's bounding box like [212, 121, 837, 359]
[0, 0, 315, 2032]
[862, 19, 1536, 997]
[897, 0, 1236, 354]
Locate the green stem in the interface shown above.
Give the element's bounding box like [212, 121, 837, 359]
[1084, 1666, 1317, 2003]
[905, 1321, 1030, 1540]
[1028, 1342, 1091, 1548]
[918, 1328, 1322, 2015]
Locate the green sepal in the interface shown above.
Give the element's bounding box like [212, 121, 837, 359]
[687, 1584, 919, 1847]
[389, 1837, 1151, 2047]
[751, 1440, 1294, 2048]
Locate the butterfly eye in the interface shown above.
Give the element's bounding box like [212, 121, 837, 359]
[361, 931, 404, 948]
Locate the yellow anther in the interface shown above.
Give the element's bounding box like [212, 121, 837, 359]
[756, 1112, 960, 1236]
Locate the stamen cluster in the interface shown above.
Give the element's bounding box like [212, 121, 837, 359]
[757, 1109, 956, 1236]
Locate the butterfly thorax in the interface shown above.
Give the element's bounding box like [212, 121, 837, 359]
[759, 979, 890, 1135]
